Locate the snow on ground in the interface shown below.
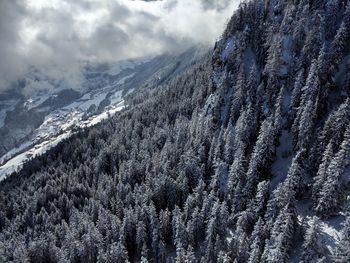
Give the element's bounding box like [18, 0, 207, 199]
[36, 110, 84, 140]
[0, 132, 72, 181]
[0, 88, 127, 182]
[222, 37, 235, 60]
[0, 109, 84, 179]
[282, 35, 293, 64]
[278, 35, 293, 76]
[87, 101, 125, 126]
[202, 94, 220, 117]
[320, 219, 341, 253]
[290, 213, 342, 263]
[109, 90, 125, 105]
[0, 141, 33, 165]
[270, 129, 293, 189]
[0, 55, 156, 181]
[243, 48, 256, 74]
[212, 70, 223, 85]
[116, 73, 135, 85]
[300, 214, 343, 254]
[270, 89, 293, 189]
[63, 90, 107, 111]
[0, 100, 19, 128]
[226, 230, 234, 243]
[24, 92, 52, 110]
[282, 90, 291, 113]
[295, 197, 345, 258]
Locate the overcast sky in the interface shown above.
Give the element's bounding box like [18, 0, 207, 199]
[0, 0, 240, 91]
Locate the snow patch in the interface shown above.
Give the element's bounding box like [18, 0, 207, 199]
[109, 90, 124, 105]
[0, 132, 72, 180]
[271, 130, 293, 189]
[0, 90, 126, 181]
[303, 215, 342, 254]
[282, 35, 293, 64]
[116, 73, 135, 85]
[88, 101, 125, 126]
[24, 92, 52, 110]
[63, 91, 107, 111]
[222, 37, 235, 60]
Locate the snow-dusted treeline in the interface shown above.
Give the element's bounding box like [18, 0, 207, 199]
[1, 0, 350, 262]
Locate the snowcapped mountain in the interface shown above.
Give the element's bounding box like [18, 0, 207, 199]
[1, 0, 350, 262]
[0, 46, 206, 180]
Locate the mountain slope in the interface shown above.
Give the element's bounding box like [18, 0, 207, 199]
[0, 47, 206, 180]
[1, 0, 350, 262]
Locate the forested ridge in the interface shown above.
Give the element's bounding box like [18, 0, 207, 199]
[1, 0, 350, 262]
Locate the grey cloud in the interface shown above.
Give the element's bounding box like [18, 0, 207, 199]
[0, 0, 241, 94]
[200, 0, 232, 11]
[162, 0, 232, 11]
[61, 0, 96, 11]
[90, 23, 130, 55]
[0, 0, 27, 88]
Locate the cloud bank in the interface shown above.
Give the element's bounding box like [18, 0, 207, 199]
[0, 0, 240, 92]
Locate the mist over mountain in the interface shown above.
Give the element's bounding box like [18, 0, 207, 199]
[0, 0, 239, 92]
[0, 0, 237, 181]
[0, 46, 207, 177]
[1, 0, 350, 262]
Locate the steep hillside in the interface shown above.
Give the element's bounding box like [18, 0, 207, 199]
[0, 47, 205, 179]
[1, 0, 350, 262]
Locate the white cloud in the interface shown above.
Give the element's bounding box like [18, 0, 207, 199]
[0, 0, 241, 92]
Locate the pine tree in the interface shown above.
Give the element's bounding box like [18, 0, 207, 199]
[217, 250, 231, 263]
[289, 70, 304, 122]
[248, 180, 270, 218]
[110, 241, 129, 263]
[247, 218, 266, 263]
[300, 216, 329, 263]
[232, 210, 253, 262]
[300, 27, 322, 68]
[273, 86, 284, 133]
[315, 128, 350, 217]
[296, 98, 316, 150]
[229, 64, 246, 122]
[316, 99, 350, 163]
[227, 146, 247, 212]
[265, 150, 304, 229]
[174, 207, 189, 254]
[204, 201, 221, 262]
[187, 206, 204, 247]
[136, 220, 146, 255]
[329, 2, 350, 75]
[2, 1, 350, 262]
[160, 208, 172, 244]
[262, 203, 297, 263]
[246, 63, 259, 104]
[312, 142, 334, 207]
[141, 243, 149, 263]
[264, 38, 284, 79]
[244, 116, 276, 201]
[292, 60, 319, 148]
[334, 214, 350, 262]
[185, 245, 197, 263]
